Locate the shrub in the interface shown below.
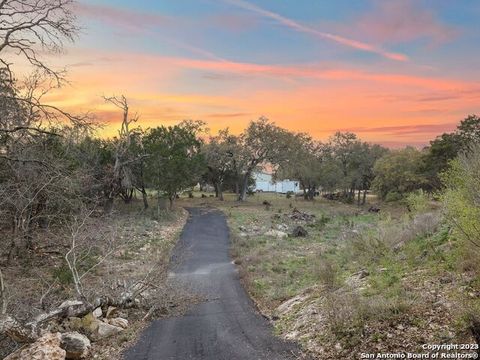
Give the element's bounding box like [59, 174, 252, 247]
[405, 189, 430, 214]
[441, 145, 480, 263]
[385, 191, 403, 202]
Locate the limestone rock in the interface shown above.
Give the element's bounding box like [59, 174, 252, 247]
[92, 307, 102, 319]
[60, 332, 91, 359]
[105, 306, 117, 318]
[265, 229, 288, 238]
[96, 321, 123, 339]
[5, 332, 66, 360]
[105, 317, 129, 329]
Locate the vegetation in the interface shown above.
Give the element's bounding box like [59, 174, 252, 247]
[143, 121, 205, 209]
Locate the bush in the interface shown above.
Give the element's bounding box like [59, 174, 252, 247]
[286, 191, 294, 199]
[385, 191, 403, 202]
[441, 145, 480, 266]
[373, 147, 427, 200]
[405, 189, 429, 214]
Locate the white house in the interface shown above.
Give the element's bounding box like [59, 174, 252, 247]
[253, 172, 300, 193]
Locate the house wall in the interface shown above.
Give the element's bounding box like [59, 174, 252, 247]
[253, 172, 299, 193]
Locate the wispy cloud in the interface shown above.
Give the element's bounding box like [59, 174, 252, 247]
[338, 123, 457, 136]
[350, 0, 458, 46]
[207, 112, 250, 118]
[224, 0, 409, 62]
[76, 3, 172, 33]
[167, 56, 468, 90]
[76, 3, 225, 61]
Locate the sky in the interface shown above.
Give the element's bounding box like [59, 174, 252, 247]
[43, 0, 480, 147]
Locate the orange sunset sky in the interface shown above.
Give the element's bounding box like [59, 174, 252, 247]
[37, 1, 480, 147]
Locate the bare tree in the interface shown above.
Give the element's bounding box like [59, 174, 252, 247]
[102, 95, 149, 211]
[0, 0, 78, 83]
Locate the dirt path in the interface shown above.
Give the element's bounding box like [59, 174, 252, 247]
[124, 207, 302, 360]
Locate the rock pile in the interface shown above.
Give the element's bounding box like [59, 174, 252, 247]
[290, 226, 308, 237]
[287, 208, 316, 222]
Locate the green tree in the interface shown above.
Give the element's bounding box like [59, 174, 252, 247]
[144, 121, 205, 209]
[441, 144, 480, 251]
[424, 114, 480, 188]
[276, 133, 322, 200]
[237, 117, 291, 201]
[202, 129, 240, 201]
[373, 147, 427, 200]
[329, 132, 361, 201]
[349, 143, 388, 205]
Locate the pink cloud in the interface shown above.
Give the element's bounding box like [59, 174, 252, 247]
[224, 0, 408, 62]
[337, 123, 458, 136]
[346, 0, 458, 45]
[167, 56, 470, 91]
[75, 3, 172, 33]
[76, 3, 225, 61]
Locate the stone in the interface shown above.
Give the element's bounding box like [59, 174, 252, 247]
[106, 317, 129, 329]
[92, 307, 102, 319]
[5, 332, 66, 360]
[105, 306, 117, 318]
[96, 321, 123, 339]
[264, 229, 288, 238]
[291, 226, 308, 237]
[60, 332, 91, 359]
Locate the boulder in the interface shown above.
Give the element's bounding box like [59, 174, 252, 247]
[291, 226, 308, 237]
[105, 306, 117, 318]
[105, 317, 128, 329]
[264, 229, 288, 238]
[5, 332, 66, 360]
[95, 321, 123, 339]
[60, 332, 91, 359]
[92, 307, 102, 319]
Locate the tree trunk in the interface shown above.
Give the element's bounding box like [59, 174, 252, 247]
[362, 190, 367, 205]
[218, 183, 224, 201]
[357, 189, 361, 206]
[234, 180, 240, 195]
[238, 172, 250, 201]
[141, 188, 149, 209]
[214, 183, 219, 198]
